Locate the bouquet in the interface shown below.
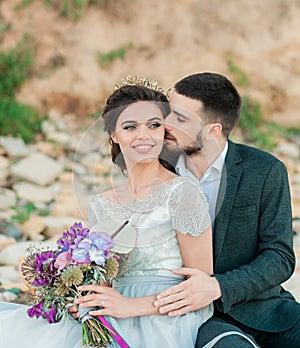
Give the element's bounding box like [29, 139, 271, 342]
[20, 221, 130, 348]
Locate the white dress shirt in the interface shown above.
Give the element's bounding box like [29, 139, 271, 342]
[175, 142, 228, 226]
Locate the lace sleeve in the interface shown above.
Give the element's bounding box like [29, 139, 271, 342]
[168, 178, 211, 236]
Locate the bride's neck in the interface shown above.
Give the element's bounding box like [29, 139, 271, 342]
[127, 160, 166, 196]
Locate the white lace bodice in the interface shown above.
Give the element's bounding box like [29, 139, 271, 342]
[89, 176, 211, 278]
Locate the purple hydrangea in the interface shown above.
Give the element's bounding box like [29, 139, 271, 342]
[72, 231, 114, 265]
[54, 249, 72, 271]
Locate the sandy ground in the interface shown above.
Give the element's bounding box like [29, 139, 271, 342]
[0, 0, 299, 125]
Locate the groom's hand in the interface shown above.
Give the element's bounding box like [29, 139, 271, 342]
[154, 267, 222, 316]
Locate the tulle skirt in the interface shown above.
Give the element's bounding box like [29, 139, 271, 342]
[106, 275, 213, 348]
[0, 275, 213, 348]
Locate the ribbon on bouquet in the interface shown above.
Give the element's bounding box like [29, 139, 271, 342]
[97, 220, 131, 347]
[79, 308, 130, 348]
[97, 315, 130, 348]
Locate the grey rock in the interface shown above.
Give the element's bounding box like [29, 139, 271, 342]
[13, 182, 60, 203]
[11, 153, 64, 186]
[0, 155, 9, 169]
[2, 291, 18, 301]
[0, 188, 16, 211]
[0, 137, 30, 157]
[72, 162, 87, 175]
[43, 216, 81, 238]
[275, 142, 300, 159]
[0, 220, 23, 240]
[47, 131, 70, 145]
[0, 240, 57, 267]
[0, 265, 20, 283]
[41, 120, 56, 135]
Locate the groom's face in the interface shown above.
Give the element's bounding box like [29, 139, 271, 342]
[165, 91, 206, 156]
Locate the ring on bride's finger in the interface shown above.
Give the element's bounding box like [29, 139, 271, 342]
[101, 299, 105, 307]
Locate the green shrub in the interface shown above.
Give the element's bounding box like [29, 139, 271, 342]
[286, 127, 300, 137]
[11, 200, 36, 224]
[0, 98, 43, 143]
[98, 42, 133, 68]
[0, 18, 10, 43]
[239, 97, 276, 151]
[227, 56, 250, 87]
[40, 0, 109, 20]
[0, 35, 34, 98]
[0, 35, 43, 143]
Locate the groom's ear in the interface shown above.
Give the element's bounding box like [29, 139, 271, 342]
[207, 123, 223, 138]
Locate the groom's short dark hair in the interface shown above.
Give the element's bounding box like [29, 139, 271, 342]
[174, 72, 242, 138]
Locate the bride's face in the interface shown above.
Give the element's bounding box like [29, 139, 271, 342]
[112, 101, 165, 166]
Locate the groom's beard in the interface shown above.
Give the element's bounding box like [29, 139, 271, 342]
[166, 130, 204, 157]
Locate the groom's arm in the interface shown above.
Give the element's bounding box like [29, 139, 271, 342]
[155, 160, 295, 315]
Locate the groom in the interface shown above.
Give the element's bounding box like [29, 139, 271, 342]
[155, 72, 300, 347]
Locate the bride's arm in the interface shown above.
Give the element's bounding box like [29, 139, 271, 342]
[154, 226, 221, 316]
[73, 284, 160, 318]
[177, 226, 213, 274]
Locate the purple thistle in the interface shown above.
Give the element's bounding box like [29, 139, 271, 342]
[32, 250, 57, 286]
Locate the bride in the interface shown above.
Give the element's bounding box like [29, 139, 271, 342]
[0, 81, 213, 347]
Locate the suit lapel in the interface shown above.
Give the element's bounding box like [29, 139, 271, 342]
[214, 141, 242, 263]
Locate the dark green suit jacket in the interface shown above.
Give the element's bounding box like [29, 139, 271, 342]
[213, 140, 300, 332]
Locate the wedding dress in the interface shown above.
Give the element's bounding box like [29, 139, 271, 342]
[0, 176, 213, 348]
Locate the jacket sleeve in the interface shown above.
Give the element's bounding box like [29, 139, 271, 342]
[214, 160, 295, 313]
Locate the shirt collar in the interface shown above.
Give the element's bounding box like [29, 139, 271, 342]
[210, 140, 228, 174]
[175, 141, 228, 180]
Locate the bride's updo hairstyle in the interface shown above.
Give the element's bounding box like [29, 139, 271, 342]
[102, 81, 171, 172]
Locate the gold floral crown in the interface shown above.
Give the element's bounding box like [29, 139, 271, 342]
[114, 75, 169, 98]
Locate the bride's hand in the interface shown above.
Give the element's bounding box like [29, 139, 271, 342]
[74, 284, 135, 319]
[68, 281, 111, 319]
